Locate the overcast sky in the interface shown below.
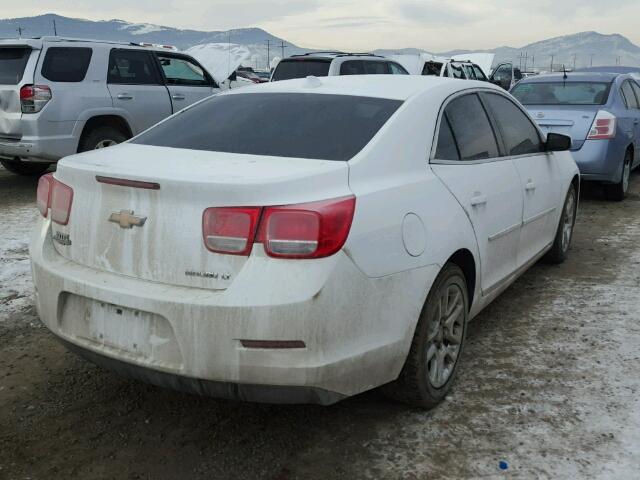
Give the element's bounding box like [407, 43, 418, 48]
[7, 1, 640, 51]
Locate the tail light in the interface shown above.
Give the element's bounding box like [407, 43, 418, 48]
[202, 207, 262, 255]
[50, 178, 74, 225]
[201, 196, 356, 259]
[20, 85, 52, 113]
[36, 173, 54, 217]
[258, 196, 356, 259]
[587, 110, 616, 140]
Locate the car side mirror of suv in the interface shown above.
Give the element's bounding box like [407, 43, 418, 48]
[546, 133, 572, 152]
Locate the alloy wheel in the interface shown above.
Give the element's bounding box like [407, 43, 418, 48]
[425, 283, 465, 388]
[561, 187, 576, 253]
[95, 139, 118, 149]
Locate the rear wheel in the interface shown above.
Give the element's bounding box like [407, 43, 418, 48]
[383, 263, 468, 409]
[605, 150, 632, 201]
[0, 158, 51, 176]
[544, 183, 577, 264]
[78, 126, 128, 153]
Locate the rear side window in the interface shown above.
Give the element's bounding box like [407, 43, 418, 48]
[631, 82, 640, 106]
[434, 116, 459, 160]
[482, 93, 544, 156]
[442, 94, 499, 160]
[108, 50, 160, 85]
[621, 81, 638, 109]
[340, 60, 364, 75]
[41, 47, 92, 82]
[472, 65, 487, 81]
[271, 59, 331, 81]
[363, 61, 390, 74]
[0, 47, 31, 85]
[389, 62, 409, 75]
[133, 93, 402, 161]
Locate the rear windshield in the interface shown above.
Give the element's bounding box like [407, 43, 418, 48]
[511, 81, 611, 105]
[0, 47, 31, 85]
[133, 92, 402, 161]
[271, 59, 331, 81]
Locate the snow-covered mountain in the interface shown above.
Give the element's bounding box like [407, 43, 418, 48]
[0, 13, 307, 70]
[378, 32, 640, 70]
[3, 15, 640, 71]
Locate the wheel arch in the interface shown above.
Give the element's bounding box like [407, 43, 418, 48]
[445, 248, 477, 310]
[77, 115, 133, 152]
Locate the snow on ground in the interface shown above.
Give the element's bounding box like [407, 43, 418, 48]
[185, 43, 252, 85]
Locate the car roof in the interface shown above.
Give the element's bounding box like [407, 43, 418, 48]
[226, 74, 501, 101]
[0, 36, 177, 52]
[285, 52, 387, 61]
[519, 72, 621, 83]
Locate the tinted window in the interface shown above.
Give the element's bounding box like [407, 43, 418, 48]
[472, 65, 488, 81]
[41, 47, 92, 82]
[443, 94, 499, 160]
[389, 62, 409, 75]
[108, 50, 160, 85]
[157, 54, 209, 86]
[363, 61, 389, 74]
[422, 61, 442, 76]
[631, 82, 640, 106]
[340, 60, 364, 75]
[492, 64, 512, 81]
[271, 59, 331, 81]
[434, 116, 459, 160]
[621, 81, 638, 109]
[0, 47, 31, 85]
[511, 81, 611, 105]
[133, 93, 402, 161]
[483, 93, 544, 156]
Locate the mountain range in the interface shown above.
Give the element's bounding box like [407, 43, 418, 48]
[2, 14, 640, 70]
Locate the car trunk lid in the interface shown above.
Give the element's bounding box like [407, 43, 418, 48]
[0, 44, 39, 140]
[51, 144, 352, 291]
[526, 105, 598, 150]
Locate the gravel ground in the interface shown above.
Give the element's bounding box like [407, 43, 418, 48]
[0, 165, 639, 480]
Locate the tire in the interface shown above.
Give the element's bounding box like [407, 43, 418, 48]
[0, 158, 51, 176]
[544, 183, 577, 264]
[78, 126, 128, 153]
[605, 150, 632, 201]
[383, 263, 469, 409]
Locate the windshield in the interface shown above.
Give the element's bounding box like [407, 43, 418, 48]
[133, 92, 402, 161]
[271, 59, 331, 81]
[0, 47, 31, 85]
[511, 81, 611, 105]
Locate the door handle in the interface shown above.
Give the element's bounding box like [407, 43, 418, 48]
[470, 194, 488, 207]
[171, 94, 186, 100]
[116, 93, 133, 100]
[634, 119, 639, 125]
[525, 181, 537, 191]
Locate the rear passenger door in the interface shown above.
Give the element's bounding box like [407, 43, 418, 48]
[430, 92, 524, 294]
[624, 80, 640, 168]
[154, 53, 219, 112]
[107, 49, 172, 134]
[481, 91, 560, 266]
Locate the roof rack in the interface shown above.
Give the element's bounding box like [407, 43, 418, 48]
[289, 51, 383, 59]
[290, 51, 348, 57]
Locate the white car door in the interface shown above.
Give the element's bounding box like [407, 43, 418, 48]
[430, 92, 524, 294]
[154, 53, 219, 112]
[481, 92, 561, 266]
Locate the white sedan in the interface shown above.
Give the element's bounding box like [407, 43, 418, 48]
[30, 75, 579, 408]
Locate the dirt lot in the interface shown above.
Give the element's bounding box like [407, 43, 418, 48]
[1, 165, 639, 479]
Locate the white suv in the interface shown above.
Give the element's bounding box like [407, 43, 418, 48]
[0, 37, 221, 175]
[270, 52, 409, 81]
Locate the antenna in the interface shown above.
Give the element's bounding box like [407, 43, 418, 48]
[228, 31, 231, 80]
[562, 65, 568, 80]
[17, 26, 23, 37]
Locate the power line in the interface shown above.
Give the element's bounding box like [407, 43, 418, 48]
[265, 40, 271, 69]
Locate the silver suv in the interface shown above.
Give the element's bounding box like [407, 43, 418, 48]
[0, 37, 220, 175]
[270, 52, 409, 81]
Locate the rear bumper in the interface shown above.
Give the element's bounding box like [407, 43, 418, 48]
[571, 139, 624, 183]
[0, 120, 80, 162]
[30, 217, 437, 404]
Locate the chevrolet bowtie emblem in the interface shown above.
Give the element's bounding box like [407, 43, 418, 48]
[109, 210, 147, 229]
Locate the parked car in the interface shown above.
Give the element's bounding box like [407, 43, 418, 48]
[391, 53, 494, 81]
[236, 67, 264, 83]
[511, 72, 640, 200]
[490, 62, 524, 90]
[31, 76, 578, 408]
[270, 52, 409, 81]
[0, 37, 221, 176]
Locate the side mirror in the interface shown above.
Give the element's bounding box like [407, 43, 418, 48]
[546, 133, 572, 152]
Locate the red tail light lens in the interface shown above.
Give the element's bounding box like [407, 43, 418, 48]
[36, 173, 54, 217]
[50, 178, 74, 225]
[20, 84, 52, 113]
[587, 110, 616, 140]
[202, 207, 262, 255]
[258, 196, 356, 259]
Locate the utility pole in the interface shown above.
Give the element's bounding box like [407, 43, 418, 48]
[279, 41, 287, 59]
[531, 55, 535, 71]
[572, 53, 577, 70]
[590, 53, 595, 67]
[550, 55, 555, 72]
[265, 40, 271, 69]
[53, 19, 57, 36]
[17, 26, 23, 37]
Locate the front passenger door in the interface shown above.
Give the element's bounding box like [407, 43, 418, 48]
[155, 53, 219, 112]
[430, 93, 524, 294]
